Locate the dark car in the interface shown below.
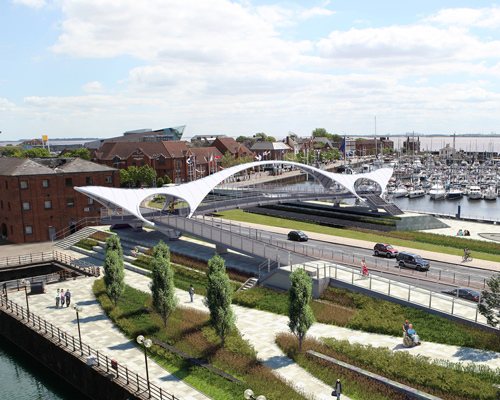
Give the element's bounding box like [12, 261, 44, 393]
[396, 251, 430, 271]
[374, 243, 398, 258]
[288, 230, 308, 242]
[441, 288, 482, 302]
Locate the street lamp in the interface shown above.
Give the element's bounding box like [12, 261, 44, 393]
[20, 279, 30, 321]
[73, 304, 84, 353]
[244, 389, 266, 400]
[137, 335, 152, 398]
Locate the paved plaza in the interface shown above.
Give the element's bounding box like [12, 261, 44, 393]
[3, 214, 500, 400]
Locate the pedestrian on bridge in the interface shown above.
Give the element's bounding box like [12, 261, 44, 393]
[189, 285, 194, 302]
[55, 288, 60, 308]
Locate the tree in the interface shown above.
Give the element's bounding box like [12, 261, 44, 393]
[255, 132, 267, 141]
[62, 148, 91, 160]
[203, 254, 236, 345]
[127, 166, 140, 186]
[1, 147, 21, 156]
[222, 151, 238, 169]
[156, 177, 165, 187]
[103, 250, 125, 307]
[119, 169, 132, 187]
[236, 135, 247, 142]
[478, 274, 500, 343]
[288, 268, 315, 350]
[265, 136, 276, 142]
[312, 128, 328, 138]
[105, 235, 123, 258]
[19, 147, 51, 158]
[150, 242, 178, 328]
[138, 165, 156, 186]
[163, 175, 172, 184]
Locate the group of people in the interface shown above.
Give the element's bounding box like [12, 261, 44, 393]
[457, 229, 471, 236]
[55, 288, 71, 308]
[403, 318, 421, 345]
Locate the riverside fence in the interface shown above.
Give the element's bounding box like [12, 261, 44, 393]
[0, 294, 180, 400]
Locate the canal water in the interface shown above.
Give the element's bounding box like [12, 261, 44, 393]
[0, 336, 90, 400]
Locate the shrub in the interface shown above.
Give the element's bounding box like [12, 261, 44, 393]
[74, 238, 98, 250]
[277, 333, 499, 400]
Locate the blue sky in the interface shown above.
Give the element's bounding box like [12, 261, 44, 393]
[2, 0, 500, 141]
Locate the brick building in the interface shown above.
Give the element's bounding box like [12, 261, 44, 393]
[0, 157, 119, 244]
[91, 138, 252, 184]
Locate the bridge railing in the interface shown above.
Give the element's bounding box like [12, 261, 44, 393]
[290, 262, 489, 326]
[0, 295, 179, 400]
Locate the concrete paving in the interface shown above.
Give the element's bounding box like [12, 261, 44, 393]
[3, 213, 500, 400]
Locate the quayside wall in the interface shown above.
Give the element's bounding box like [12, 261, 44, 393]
[0, 292, 185, 400]
[0, 308, 141, 400]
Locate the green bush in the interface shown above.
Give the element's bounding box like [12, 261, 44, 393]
[277, 333, 500, 400]
[74, 238, 98, 250]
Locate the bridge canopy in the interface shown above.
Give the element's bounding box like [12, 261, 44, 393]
[74, 161, 393, 226]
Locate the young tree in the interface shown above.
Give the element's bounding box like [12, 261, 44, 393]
[478, 274, 500, 343]
[288, 268, 316, 350]
[103, 250, 125, 307]
[19, 147, 51, 157]
[119, 169, 132, 187]
[312, 128, 328, 137]
[105, 235, 123, 258]
[138, 165, 156, 186]
[203, 254, 236, 345]
[156, 177, 165, 187]
[62, 148, 91, 160]
[150, 244, 178, 328]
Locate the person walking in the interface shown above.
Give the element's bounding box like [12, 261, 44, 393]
[359, 259, 367, 279]
[55, 288, 60, 308]
[189, 285, 194, 302]
[65, 289, 71, 307]
[60, 289, 65, 307]
[332, 378, 342, 399]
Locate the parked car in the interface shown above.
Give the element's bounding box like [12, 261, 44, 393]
[441, 288, 482, 302]
[396, 251, 430, 271]
[288, 230, 308, 242]
[373, 243, 398, 258]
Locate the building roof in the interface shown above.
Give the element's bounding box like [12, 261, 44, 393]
[57, 157, 117, 173]
[212, 137, 252, 155]
[188, 147, 223, 165]
[0, 157, 116, 176]
[95, 141, 189, 161]
[250, 142, 292, 151]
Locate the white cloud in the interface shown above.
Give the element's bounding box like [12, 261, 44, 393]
[426, 6, 500, 28]
[298, 7, 334, 20]
[82, 81, 104, 93]
[10, 0, 46, 8]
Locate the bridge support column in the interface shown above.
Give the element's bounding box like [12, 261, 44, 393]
[216, 245, 228, 254]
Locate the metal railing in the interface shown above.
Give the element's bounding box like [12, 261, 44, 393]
[292, 262, 488, 325]
[0, 295, 180, 400]
[0, 251, 100, 277]
[50, 216, 101, 242]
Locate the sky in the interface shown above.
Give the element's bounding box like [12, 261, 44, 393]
[2, 0, 500, 141]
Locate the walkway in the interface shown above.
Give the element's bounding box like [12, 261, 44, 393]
[5, 244, 500, 400]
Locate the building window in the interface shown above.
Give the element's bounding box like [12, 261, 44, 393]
[67, 198, 74, 207]
[20, 180, 28, 189]
[0, 200, 2, 209]
[141, 161, 145, 167]
[10, 226, 13, 234]
[105, 176, 112, 184]
[88, 198, 94, 205]
[86, 177, 93, 185]
[44, 200, 52, 209]
[25, 226, 33, 235]
[132, 161, 136, 167]
[42, 179, 50, 188]
[23, 202, 30, 211]
[65, 178, 73, 187]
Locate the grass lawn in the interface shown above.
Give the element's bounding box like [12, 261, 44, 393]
[216, 209, 500, 262]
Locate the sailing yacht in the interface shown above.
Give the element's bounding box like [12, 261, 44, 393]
[428, 182, 446, 200]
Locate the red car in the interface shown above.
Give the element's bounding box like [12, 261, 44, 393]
[373, 243, 399, 258]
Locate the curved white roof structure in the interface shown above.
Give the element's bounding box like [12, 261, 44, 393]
[75, 161, 393, 226]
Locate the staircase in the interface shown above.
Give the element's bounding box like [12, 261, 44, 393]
[53, 227, 100, 249]
[236, 277, 258, 292]
[362, 194, 404, 216]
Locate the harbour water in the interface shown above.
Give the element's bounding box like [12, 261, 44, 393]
[0, 336, 89, 400]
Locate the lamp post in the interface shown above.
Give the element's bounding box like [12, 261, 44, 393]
[73, 304, 84, 353]
[20, 279, 30, 321]
[244, 389, 266, 400]
[137, 335, 152, 398]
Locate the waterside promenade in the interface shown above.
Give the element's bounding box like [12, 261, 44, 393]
[3, 216, 500, 400]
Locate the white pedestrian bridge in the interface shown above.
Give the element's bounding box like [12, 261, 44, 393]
[75, 161, 394, 226]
